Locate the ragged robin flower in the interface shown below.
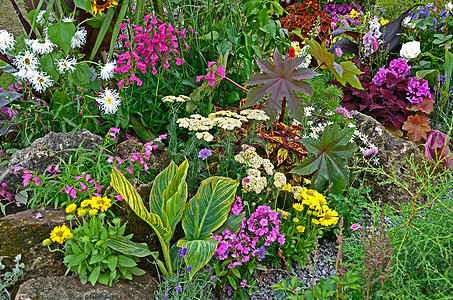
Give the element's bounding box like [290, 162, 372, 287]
[91, 0, 118, 16]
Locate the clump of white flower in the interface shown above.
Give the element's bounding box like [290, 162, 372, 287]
[96, 88, 121, 114]
[99, 61, 116, 80]
[273, 172, 287, 189]
[162, 95, 190, 103]
[26, 36, 56, 55]
[195, 131, 214, 142]
[402, 16, 416, 29]
[177, 114, 214, 131]
[446, 2, 453, 12]
[303, 106, 315, 117]
[30, 70, 53, 93]
[56, 57, 77, 74]
[71, 27, 87, 49]
[13, 50, 39, 72]
[36, 11, 56, 26]
[291, 41, 312, 69]
[208, 110, 247, 130]
[240, 109, 270, 121]
[242, 168, 268, 194]
[400, 41, 421, 61]
[0, 30, 15, 53]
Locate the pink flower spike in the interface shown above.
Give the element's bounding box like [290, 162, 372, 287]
[208, 61, 216, 68]
[128, 168, 134, 174]
[116, 195, 124, 201]
[35, 212, 42, 219]
[216, 66, 225, 78]
[196, 75, 203, 82]
[116, 157, 124, 164]
[33, 177, 41, 186]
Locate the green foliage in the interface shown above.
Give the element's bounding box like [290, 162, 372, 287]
[154, 264, 217, 300]
[245, 48, 319, 123]
[291, 124, 358, 194]
[0, 254, 24, 300]
[47, 22, 76, 54]
[109, 160, 239, 280]
[306, 39, 363, 90]
[63, 214, 145, 286]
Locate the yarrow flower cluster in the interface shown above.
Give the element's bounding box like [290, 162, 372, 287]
[162, 94, 190, 103]
[115, 15, 188, 87]
[211, 203, 284, 269]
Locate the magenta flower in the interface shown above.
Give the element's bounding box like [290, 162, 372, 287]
[35, 212, 42, 219]
[424, 130, 453, 169]
[350, 223, 362, 231]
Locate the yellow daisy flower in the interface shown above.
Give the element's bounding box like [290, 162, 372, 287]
[65, 203, 77, 214]
[50, 225, 72, 244]
[293, 217, 300, 223]
[292, 203, 304, 212]
[316, 209, 339, 227]
[296, 225, 305, 233]
[350, 9, 360, 19]
[78, 208, 87, 216]
[282, 183, 292, 192]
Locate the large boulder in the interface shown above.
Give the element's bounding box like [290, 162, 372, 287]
[0, 130, 103, 216]
[15, 273, 157, 300]
[0, 208, 68, 297]
[351, 110, 426, 206]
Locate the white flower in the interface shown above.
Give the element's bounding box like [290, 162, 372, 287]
[71, 27, 87, 49]
[30, 70, 53, 92]
[0, 30, 15, 53]
[14, 68, 32, 81]
[400, 41, 421, 61]
[36, 11, 56, 26]
[13, 51, 39, 71]
[99, 61, 116, 80]
[29, 37, 55, 55]
[402, 16, 415, 29]
[62, 16, 75, 23]
[56, 57, 77, 74]
[195, 131, 214, 142]
[96, 88, 121, 114]
[446, 2, 453, 12]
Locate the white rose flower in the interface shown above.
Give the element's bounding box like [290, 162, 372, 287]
[400, 41, 421, 61]
[402, 16, 415, 29]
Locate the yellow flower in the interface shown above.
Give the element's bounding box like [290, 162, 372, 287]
[303, 178, 311, 185]
[277, 208, 288, 219]
[50, 225, 72, 244]
[78, 208, 87, 216]
[91, 0, 118, 16]
[296, 225, 305, 233]
[42, 238, 51, 245]
[90, 196, 112, 212]
[316, 209, 339, 227]
[80, 199, 91, 208]
[292, 203, 304, 212]
[293, 217, 300, 223]
[350, 9, 360, 19]
[282, 183, 292, 192]
[89, 208, 98, 216]
[65, 203, 77, 214]
[380, 18, 389, 26]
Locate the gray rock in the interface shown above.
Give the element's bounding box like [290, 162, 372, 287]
[0, 130, 103, 213]
[15, 273, 157, 300]
[351, 110, 425, 206]
[0, 207, 68, 297]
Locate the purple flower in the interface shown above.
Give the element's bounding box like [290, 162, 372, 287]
[424, 130, 453, 169]
[178, 247, 187, 259]
[335, 106, 351, 119]
[225, 285, 233, 296]
[240, 279, 248, 288]
[209, 275, 216, 282]
[198, 148, 212, 160]
[186, 266, 192, 273]
[335, 47, 343, 58]
[175, 285, 182, 293]
[230, 196, 243, 215]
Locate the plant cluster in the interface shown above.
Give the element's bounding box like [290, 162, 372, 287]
[0, 254, 24, 300]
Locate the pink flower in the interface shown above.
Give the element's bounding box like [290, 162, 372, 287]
[204, 72, 216, 86]
[35, 212, 42, 219]
[196, 75, 203, 82]
[128, 168, 134, 174]
[350, 223, 362, 231]
[64, 185, 77, 199]
[33, 177, 41, 186]
[116, 157, 124, 164]
[208, 61, 216, 68]
[107, 156, 114, 164]
[116, 195, 124, 201]
[12, 166, 23, 173]
[215, 66, 225, 78]
[175, 58, 184, 66]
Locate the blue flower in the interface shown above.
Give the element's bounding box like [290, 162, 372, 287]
[198, 148, 212, 160]
[186, 265, 192, 273]
[175, 285, 182, 293]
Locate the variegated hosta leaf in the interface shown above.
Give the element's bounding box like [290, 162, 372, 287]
[178, 238, 219, 280]
[148, 160, 189, 240]
[182, 177, 239, 241]
[110, 167, 169, 240]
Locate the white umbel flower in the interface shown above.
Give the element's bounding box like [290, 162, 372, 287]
[30, 70, 53, 92]
[99, 61, 116, 80]
[56, 57, 77, 74]
[13, 51, 39, 71]
[29, 37, 56, 55]
[0, 30, 16, 53]
[96, 88, 121, 114]
[71, 27, 87, 49]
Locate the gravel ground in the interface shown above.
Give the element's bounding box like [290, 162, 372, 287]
[216, 239, 338, 300]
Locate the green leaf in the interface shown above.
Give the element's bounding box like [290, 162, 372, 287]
[182, 177, 239, 240]
[416, 69, 439, 89]
[180, 239, 218, 280]
[110, 167, 169, 241]
[130, 114, 155, 142]
[445, 49, 453, 89]
[306, 39, 363, 90]
[88, 266, 101, 286]
[198, 31, 219, 41]
[106, 236, 153, 257]
[149, 160, 188, 240]
[69, 62, 90, 87]
[47, 22, 76, 54]
[245, 48, 319, 123]
[108, 255, 118, 272]
[117, 255, 137, 268]
[291, 124, 358, 194]
[89, 8, 115, 60]
[40, 53, 62, 82]
[73, 0, 86, 9]
[213, 212, 245, 236]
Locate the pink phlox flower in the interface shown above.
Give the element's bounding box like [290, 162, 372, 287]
[22, 171, 34, 186]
